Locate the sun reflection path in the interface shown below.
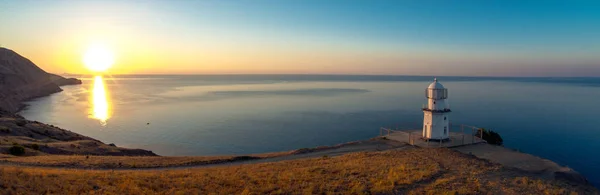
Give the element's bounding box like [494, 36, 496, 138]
[91, 75, 110, 125]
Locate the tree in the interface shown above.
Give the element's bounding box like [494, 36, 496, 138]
[477, 128, 503, 146]
[9, 145, 25, 156]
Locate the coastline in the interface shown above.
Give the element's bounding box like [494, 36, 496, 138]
[0, 77, 157, 156]
[454, 143, 590, 185]
[13, 74, 83, 113]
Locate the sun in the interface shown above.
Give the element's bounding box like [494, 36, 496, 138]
[83, 43, 114, 72]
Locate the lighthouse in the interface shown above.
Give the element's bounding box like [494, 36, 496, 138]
[422, 78, 451, 140]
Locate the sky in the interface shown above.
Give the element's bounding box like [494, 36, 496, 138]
[1, 0, 599, 76]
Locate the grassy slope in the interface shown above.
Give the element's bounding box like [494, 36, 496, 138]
[0, 138, 405, 169]
[1, 148, 596, 194]
[0, 152, 288, 169]
[0, 116, 156, 156]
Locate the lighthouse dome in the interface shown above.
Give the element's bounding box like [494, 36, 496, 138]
[425, 78, 448, 100]
[428, 78, 445, 89]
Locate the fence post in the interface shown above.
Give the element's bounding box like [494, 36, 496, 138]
[408, 132, 411, 143]
[479, 128, 483, 142]
[461, 125, 465, 144]
[439, 139, 442, 147]
[471, 127, 475, 144]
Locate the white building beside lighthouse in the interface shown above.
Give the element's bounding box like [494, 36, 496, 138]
[422, 78, 451, 140]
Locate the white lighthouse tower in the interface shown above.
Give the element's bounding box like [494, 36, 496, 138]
[422, 78, 451, 140]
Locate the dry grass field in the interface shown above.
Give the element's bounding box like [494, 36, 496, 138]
[0, 152, 288, 169]
[1, 148, 596, 194]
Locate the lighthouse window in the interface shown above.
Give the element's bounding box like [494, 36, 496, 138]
[433, 101, 436, 104]
[444, 127, 447, 134]
[444, 117, 446, 120]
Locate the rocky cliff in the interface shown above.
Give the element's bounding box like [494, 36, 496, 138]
[0, 47, 81, 113]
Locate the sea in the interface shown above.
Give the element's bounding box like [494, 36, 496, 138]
[19, 75, 600, 186]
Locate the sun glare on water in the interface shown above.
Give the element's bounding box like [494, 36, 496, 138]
[91, 75, 110, 125]
[83, 43, 114, 72]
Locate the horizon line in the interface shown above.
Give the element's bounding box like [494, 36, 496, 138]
[55, 73, 600, 79]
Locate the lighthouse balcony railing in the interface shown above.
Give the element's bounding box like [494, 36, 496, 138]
[379, 124, 487, 147]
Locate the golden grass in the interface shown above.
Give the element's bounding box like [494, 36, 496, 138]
[0, 148, 595, 194]
[0, 138, 395, 169]
[0, 151, 290, 169]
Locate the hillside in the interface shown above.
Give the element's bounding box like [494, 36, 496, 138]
[0, 47, 81, 113]
[0, 111, 156, 156]
[0, 48, 154, 156]
[0, 148, 597, 194]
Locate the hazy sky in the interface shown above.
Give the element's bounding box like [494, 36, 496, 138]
[1, 0, 599, 76]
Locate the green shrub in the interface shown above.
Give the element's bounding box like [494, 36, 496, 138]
[15, 120, 27, 127]
[231, 156, 260, 161]
[30, 144, 40, 150]
[0, 126, 9, 133]
[477, 128, 504, 146]
[9, 145, 25, 156]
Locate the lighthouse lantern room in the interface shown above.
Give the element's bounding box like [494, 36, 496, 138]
[422, 78, 451, 140]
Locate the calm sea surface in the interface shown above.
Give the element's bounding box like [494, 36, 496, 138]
[20, 75, 600, 186]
